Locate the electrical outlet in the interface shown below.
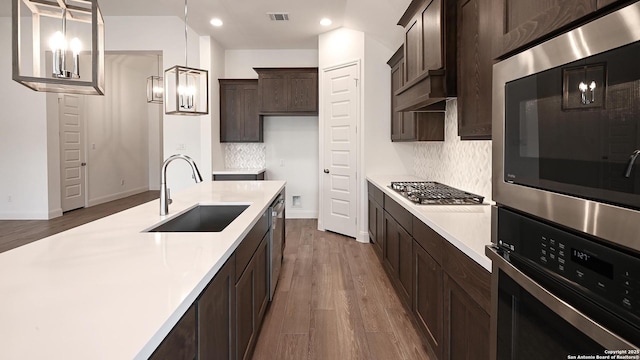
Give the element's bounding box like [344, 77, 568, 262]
[121, 179, 125, 186]
[92, 143, 96, 150]
[280, 159, 285, 167]
[7, 195, 12, 203]
[292, 195, 302, 208]
[176, 143, 186, 151]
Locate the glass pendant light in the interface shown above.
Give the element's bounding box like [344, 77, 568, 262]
[12, 0, 105, 95]
[147, 54, 163, 104]
[164, 0, 209, 115]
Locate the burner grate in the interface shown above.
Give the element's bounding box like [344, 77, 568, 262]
[389, 181, 484, 205]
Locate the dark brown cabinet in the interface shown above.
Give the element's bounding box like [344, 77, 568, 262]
[254, 68, 318, 115]
[149, 304, 197, 360]
[368, 183, 490, 360]
[220, 79, 262, 143]
[388, 46, 445, 142]
[493, 0, 599, 58]
[395, 0, 457, 112]
[199, 254, 236, 360]
[457, 0, 493, 140]
[236, 233, 269, 360]
[367, 183, 384, 260]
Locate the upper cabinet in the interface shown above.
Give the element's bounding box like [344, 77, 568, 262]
[254, 68, 318, 115]
[493, 0, 631, 59]
[395, 0, 457, 112]
[219, 79, 262, 143]
[456, 0, 493, 139]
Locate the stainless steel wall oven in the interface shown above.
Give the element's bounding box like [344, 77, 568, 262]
[491, 2, 640, 358]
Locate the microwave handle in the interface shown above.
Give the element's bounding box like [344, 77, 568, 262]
[624, 150, 640, 178]
[486, 246, 638, 351]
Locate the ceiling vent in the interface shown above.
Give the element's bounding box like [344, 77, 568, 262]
[268, 13, 290, 21]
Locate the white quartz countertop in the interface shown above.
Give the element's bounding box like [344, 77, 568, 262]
[367, 174, 492, 272]
[0, 180, 285, 360]
[212, 168, 266, 175]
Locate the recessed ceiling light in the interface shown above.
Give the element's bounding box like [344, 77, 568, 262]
[210, 18, 223, 27]
[320, 18, 332, 26]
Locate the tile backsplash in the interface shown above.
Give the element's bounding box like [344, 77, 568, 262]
[224, 143, 266, 169]
[414, 99, 493, 201]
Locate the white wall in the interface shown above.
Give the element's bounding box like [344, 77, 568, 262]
[104, 16, 205, 193]
[265, 117, 319, 218]
[414, 100, 493, 201]
[209, 38, 226, 173]
[222, 49, 319, 219]
[83, 54, 154, 206]
[0, 17, 52, 219]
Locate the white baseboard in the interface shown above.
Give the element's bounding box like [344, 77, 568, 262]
[286, 209, 318, 219]
[357, 230, 370, 244]
[88, 186, 149, 207]
[0, 210, 51, 220]
[48, 208, 63, 219]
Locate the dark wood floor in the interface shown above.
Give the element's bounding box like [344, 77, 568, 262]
[253, 219, 433, 360]
[0, 191, 159, 253]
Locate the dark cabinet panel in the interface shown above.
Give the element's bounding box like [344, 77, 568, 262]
[254, 68, 318, 115]
[413, 240, 444, 360]
[457, 0, 493, 140]
[368, 195, 384, 260]
[396, 0, 457, 111]
[383, 212, 400, 277]
[149, 304, 197, 360]
[494, 0, 597, 58]
[398, 224, 413, 306]
[443, 241, 491, 313]
[199, 254, 236, 360]
[443, 273, 490, 360]
[254, 233, 269, 329]
[220, 79, 262, 143]
[213, 172, 265, 181]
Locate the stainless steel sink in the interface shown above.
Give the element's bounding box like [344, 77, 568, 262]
[146, 204, 249, 232]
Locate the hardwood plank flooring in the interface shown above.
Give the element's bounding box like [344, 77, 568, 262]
[253, 219, 433, 360]
[0, 191, 159, 253]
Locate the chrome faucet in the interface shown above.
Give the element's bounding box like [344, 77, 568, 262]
[160, 154, 204, 215]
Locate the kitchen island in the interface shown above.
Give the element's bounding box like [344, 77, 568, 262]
[0, 180, 285, 360]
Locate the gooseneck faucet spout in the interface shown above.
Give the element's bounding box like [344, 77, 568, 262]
[160, 154, 203, 215]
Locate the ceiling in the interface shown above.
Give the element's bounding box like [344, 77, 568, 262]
[2, 0, 412, 50]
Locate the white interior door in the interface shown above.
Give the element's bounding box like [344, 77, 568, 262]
[59, 94, 86, 212]
[322, 63, 359, 238]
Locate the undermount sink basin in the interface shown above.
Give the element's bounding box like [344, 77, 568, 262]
[147, 204, 249, 233]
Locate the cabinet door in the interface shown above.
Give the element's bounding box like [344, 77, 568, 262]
[149, 304, 197, 360]
[390, 61, 404, 142]
[368, 195, 378, 243]
[220, 83, 242, 142]
[401, 113, 417, 141]
[383, 212, 400, 277]
[260, 73, 288, 113]
[241, 85, 261, 142]
[397, 224, 413, 306]
[288, 71, 318, 113]
[457, 0, 493, 140]
[404, 16, 422, 83]
[236, 257, 255, 360]
[496, 0, 596, 57]
[443, 274, 490, 360]
[421, 0, 443, 72]
[254, 234, 269, 329]
[413, 241, 443, 360]
[199, 254, 236, 360]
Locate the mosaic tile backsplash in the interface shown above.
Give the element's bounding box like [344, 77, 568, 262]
[224, 143, 266, 169]
[414, 99, 493, 201]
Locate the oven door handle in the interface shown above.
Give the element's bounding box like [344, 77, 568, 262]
[486, 245, 638, 351]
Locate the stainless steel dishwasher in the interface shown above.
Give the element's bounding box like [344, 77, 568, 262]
[269, 194, 285, 301]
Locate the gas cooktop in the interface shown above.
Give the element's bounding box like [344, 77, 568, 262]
[389, 181, 484, 205]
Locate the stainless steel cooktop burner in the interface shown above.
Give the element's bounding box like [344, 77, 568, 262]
[389, 181, 484, 205]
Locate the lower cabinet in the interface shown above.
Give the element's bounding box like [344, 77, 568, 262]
[199, 254, 236, 360]
[367, 185, 384, 260]
[236, 233, 269, 360]
[149, 303, 197, 360]
[413, 240, 444, 360]
[368, 184, 490, 360]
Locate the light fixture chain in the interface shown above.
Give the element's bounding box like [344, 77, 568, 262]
[184, 0, 188, 67]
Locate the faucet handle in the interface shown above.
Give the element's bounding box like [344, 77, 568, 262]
[167, 188, 173, 205]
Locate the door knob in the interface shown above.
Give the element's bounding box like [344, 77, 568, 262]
[81, 162, 87, 166]
[324, 169, 330, 174]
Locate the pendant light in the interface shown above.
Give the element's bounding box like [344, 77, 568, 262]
[147, 55, 163, 104]
[12, 0, 105, 95]
[164, 0, 209, 115]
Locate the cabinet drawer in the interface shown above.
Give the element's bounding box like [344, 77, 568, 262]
[412, 216, 443, 265]
[367, 181, 384, 205]
[442, 241, 490, 313]
[235, 211, 269, 280]
[383, 194, 412, 235]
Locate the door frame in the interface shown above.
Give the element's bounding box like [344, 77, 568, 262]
[318, 59, 366, 242]
[58, 93, 89, 212]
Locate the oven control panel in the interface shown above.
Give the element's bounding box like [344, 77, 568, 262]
[497, 207, 640, 320]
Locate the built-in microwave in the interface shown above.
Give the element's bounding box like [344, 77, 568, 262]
[493, 1, 640, 255]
